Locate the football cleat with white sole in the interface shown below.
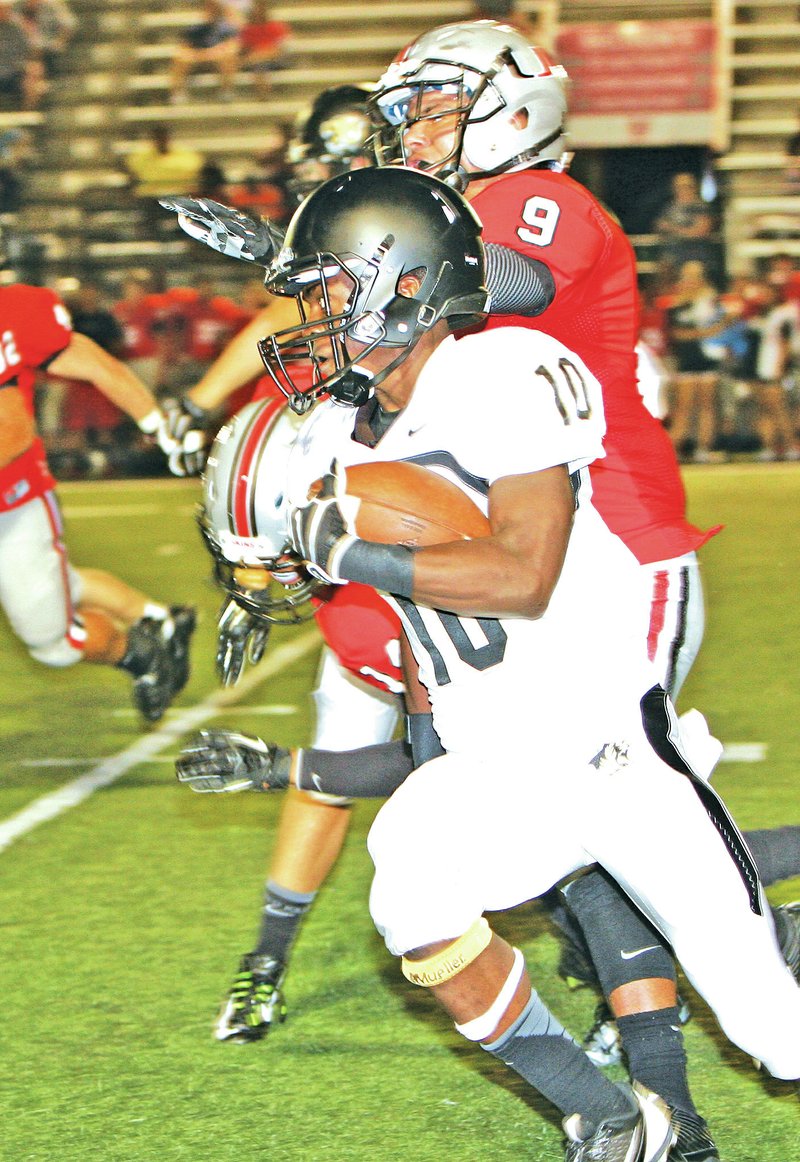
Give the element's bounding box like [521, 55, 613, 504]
[563, 1082, 674, 1162]
[584, 997, 692, 1068]
[668, 1110, 720, 1161]
[215, 953, 287, 1043]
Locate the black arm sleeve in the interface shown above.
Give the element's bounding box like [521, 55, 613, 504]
[406, 712, 445, 766]
[294, 738, 414, 798]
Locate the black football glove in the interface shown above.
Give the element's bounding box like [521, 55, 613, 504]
[216, 598, 271, 686]
[176, 729, 291, 793]
[159, 196, 284, 266]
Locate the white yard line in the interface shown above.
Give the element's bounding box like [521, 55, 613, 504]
[0, 629, 320, 854]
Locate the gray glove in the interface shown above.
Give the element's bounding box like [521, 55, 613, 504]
[159, 196, 284, 266]
[216, 598, 271, 686]
[175, 729, 291, 792]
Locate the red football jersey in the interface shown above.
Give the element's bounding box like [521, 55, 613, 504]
[0, 284, 72, 508]
[471, 171, 719, 564]
[113, 292, 171, 360]
[0, 284, 72, 399]
[314, 583, 403, 694]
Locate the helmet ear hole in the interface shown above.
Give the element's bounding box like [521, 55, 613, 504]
[397, 267, 427, 298]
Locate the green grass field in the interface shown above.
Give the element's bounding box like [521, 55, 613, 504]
[0, 467, 798, 1161]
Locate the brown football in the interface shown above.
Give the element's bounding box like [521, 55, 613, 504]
[342, 460, 490, 546]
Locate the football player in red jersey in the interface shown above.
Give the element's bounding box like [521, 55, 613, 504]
[0, 278, 196, 722]
[191, 396, 405, 1040]
[367, 25, 726, 1159]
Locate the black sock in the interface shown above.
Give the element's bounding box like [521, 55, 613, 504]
[617, 1007, 696, 1115]
[744, 826, 800, 886]
[483, 991, 635, 1132]
[253, 881, 316, 963]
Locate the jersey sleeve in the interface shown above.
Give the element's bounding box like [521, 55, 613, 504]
[447, 328, 606, 481]
[314, 583, 403, 693]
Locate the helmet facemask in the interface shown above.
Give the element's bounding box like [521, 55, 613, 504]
[260, 245, 464, 414]
[372, 23, 568, 185]
[198, 508, 319, 625]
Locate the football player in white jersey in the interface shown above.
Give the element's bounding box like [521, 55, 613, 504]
[246, 167, 799, 1159]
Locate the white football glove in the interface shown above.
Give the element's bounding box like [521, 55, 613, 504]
[159, 196, 284, 266]
[161, 396, 216, 476]
[137, 408, 181, 467]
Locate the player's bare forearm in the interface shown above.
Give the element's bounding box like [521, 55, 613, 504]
[47, 332, 157, 423]
[409, 467, 574, 619]
[187, 296, 301, 412]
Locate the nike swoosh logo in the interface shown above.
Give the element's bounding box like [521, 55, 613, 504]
[620, 945, 660, 960]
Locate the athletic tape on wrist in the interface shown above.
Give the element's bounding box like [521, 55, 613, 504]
[454, 948, 525, 1042]
[401, 917, 492, 987]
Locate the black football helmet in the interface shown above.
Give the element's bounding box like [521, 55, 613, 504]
[286, 84, 376, 205]
[258, 166, 489, 413]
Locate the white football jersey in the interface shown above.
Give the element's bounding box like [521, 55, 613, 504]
[287, 326, 657, 764]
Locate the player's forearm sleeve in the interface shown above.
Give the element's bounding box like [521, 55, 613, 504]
[484, 243, 556, 316]
[295, 738, 414, 798]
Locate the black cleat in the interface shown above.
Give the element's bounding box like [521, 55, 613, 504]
[563, 1082, 674, 1162]
[119, 617, 175, 723]
[668, 1110, 720, 1161]
[215, 953, 287, 1043]
[773, 901, 800, 982]
[165, 605, 197, 696]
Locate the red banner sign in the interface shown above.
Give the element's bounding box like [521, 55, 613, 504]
[555, 20, 719, 147]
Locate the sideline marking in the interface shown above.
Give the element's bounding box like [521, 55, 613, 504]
[0, 629, 320, 854]
[720, 742, 767, 763]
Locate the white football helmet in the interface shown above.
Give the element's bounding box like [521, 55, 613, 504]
[372, 20, 568, 184]
[200, 397, 320, 623]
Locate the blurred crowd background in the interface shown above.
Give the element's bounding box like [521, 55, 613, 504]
[1, 0, 799, 474]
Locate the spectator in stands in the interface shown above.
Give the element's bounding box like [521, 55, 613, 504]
[470, 1, 538, 39]
[663, 259, 742, 462]
[169, 0, 243, 104]
[18, 0, 76, 79]
[740, 281, 800, 461]
[783, 111, 800, 194]
[125, 124, 205, 201]
[238, 1, 291, 97]
[0, 128, 33, 213]
[163, 276, 253, 378]
[0, 0, 44, 111]
[763, 252, 800, 301]
[113, 269, 170, 385]
[124, 124, 205, 234]
[225, 135, 289, 221]
[66, 280, 125, 356]
[653, 171, 722, 288]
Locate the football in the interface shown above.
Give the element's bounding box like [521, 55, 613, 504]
[342, 460, 490, 546]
